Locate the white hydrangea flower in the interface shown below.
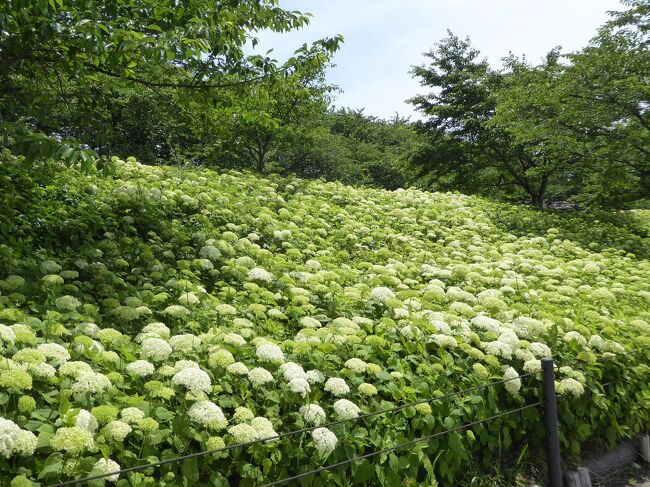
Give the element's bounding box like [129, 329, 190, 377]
[233, 407, 255, 423]
[0, 418, 23, 457]
[188, 401, 228, 430]
[530, 342, 551, 358]
[14, 429, 37, 456]
[141, 322, 171, 339]
[497, 329, 519, 348]
[174, 360, 200, 371]
[37, 343, 70, 365]
[324, 377, 349, 396]
[393, 308, 409, 319]
[93, 458, 121, 482]
[344, 358, 367, 373]
[305, 370, 325, 385]
[0, 325, 16, 346]
[251, 417, 277, 440]
[273, 229, 292, 241]
[300, 316, 321, 329]
[223, 333, 246, 346]
[503, 367, 521, 395]
[312, 427, 337, 456]
[228, 423, 257, 444]
[256, 343, 284, 364]
[105, 420, 132, 441]
[512, 316, 548, 339]
[171, 368, 212, 393]
[126, 360, 155, 377]
[559, 366, 586, 385]
[169, 334, 201, 352]
[248, 267, 273, 283]
[483, 341, 513, 360]
[358, 383, 378, 396]
[333, 399, 361, 420]
[140, 338, 172, 362]
[71, 371, 112, 395]
[556, 378, 585, 397]
[29, 362, 56, 379]
[178, 292, 200, 306]
[59, 361, 93, 378]
[75, 409, 98, 433]
[523, 360, 542, 374]
[370, 286, 395, 304]
[300, 404, 326, 426]
[279, 362, 306, 381]
[226, 362, 249, 376]
[216, 304, 237, 316]
[199, 245, 221, 261]
[163, 305, 191, 319]
[305, 259, 321, 271]
[514, 348, 536, 362]
[400, 325, 422, 340]
[288, 378, 311, 397]
[248, 367, 274, 387]
[120, 408, 145, 424]
[233, 318, 254, 328]
[430, 334, 457, 349]
[470, 315, 501, 334]
[563, 331, 587, 346]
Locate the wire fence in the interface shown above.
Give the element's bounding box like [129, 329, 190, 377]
[45, 354, 642, 487]
[47, 370, 543, 487]
[260, 402, 543, 487]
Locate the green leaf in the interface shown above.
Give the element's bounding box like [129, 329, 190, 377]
[38, 453, 63, 479]
[354, 460, 374, 483]
[182, 457, 200, 484]
[388, 453, 399, 473]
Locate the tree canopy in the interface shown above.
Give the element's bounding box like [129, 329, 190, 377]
[0, 0, 342, 168]
[408, 1, 649, 207]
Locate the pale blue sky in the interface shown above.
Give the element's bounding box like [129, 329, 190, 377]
[254, 0, 623, 119]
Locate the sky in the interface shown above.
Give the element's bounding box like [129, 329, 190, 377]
[253, 0, 623, 119]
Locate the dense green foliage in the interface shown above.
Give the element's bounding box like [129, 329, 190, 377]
[0, 151, 648, 485]
[3, 0, 646, 208]
[271, 109, 421, 189]
[0, 0, 341, 171]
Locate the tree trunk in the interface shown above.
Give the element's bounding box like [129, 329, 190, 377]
[256, 152, 266, 174]
[532, 174, 549, 207]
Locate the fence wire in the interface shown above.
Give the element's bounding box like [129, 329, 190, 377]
[46, 371, 540, 486]
[261, 402, 543, 487]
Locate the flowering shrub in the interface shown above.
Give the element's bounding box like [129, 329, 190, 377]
[0, 151, 647, 485]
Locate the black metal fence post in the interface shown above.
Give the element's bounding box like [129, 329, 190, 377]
[542, 358, 563, 487]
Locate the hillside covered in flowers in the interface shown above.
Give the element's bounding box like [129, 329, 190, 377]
[0, 151, 648, 486]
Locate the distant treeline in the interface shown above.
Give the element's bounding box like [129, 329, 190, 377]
[1, 0, 647, 208]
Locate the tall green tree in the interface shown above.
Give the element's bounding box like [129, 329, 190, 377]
[409, 0, 650, 207]
[408, 32, 552, 206]
[491, 0, 649, 207]
[273, 108, 421, 188]
[0, 0, 341, 167]
[199, 63, 335, 174]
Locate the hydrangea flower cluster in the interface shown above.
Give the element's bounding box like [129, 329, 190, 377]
[0, 155, 646, 485]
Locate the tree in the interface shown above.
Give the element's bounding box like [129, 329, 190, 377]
[272, 108, 422, 188]
[408, 4, 650, 208]
[0, 0, 341, 166]
[200, 63, 335, 174]
[490, 0, 649, 207]
[408, 32, 552, 206]
[562, 0, 650, 203]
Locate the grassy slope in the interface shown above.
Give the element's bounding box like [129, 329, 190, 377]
[0, 152, 648, 486]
